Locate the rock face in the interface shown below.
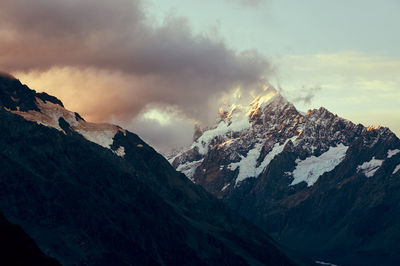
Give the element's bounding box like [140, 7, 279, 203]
[0, 74, 302, 265]
[172, 92, 400, 266]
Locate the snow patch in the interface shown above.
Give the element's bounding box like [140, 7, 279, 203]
[255, 136, 296, 177]
[230, 136, 296, 186]
[393, 164, 400, 175]
[387, 149, 400, 158]
[75, 128, 116, 149]
[11, 98, 77, 131]
[192, 114, 250, 155]
[113, 146, 125, 157]
[230, 143, 263, 186]
[290, 144, 348, 187]
[221, 183, 230, 191]
[357, 157, 384, 178]
[315, 261, 338, 266]
[176, 159, 203, 181]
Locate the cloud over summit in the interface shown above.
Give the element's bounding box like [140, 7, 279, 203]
[0, 0, 270, 123]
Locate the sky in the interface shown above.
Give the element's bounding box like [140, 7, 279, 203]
[1, 0, 399, 154]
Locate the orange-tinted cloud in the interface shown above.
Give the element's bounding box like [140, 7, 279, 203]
[1, 0, 270, 125]
[1, 0, 273, 153]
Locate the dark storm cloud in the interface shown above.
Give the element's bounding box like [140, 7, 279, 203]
[0, 0, 270, 123]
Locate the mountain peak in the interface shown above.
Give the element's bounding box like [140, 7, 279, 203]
[0, 71, 17, 80]
[0, 75, 64, 112]
[172, 89, 399, 187]
[0, 74, 299, 266]
[171, 86, 400, 266]
[0, 78, 127, 156]
[266, 92, 289, 105]
[249, 92, 289, 111]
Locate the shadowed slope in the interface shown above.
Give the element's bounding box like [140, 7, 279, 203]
[0, 74, 304, 265]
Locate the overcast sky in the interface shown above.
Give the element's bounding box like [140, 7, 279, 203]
[1, 0, 399, 154]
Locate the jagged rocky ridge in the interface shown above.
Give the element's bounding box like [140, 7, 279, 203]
[172, 92, 400, 266]
[0, 74, 304, 265]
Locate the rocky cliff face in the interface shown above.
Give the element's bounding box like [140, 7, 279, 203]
[172, 92, 400, 265]
[0, 74, 302, 266]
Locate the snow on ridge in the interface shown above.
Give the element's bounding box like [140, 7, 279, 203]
[387, 149, 400, 158]
[290, 144, 348, 187]
[192, 112, 250, 155]
[221, 183, 230, 191]
[113, 146, 126, 157]
[230, 142, 263, 186]
[356, 146, 398, 177]
[168, 153, 180, 164]
[189, 93, 286, 156]
[176, 159, 203, 181]
[357, 157, 384, 178]
[10, 97, 125, 152]
[393, 164, 400, 175]
[255, 136, 297, 177]
[315, 261, 338, 266]
[230, 136, 296, 186]
[180, 93, 293, 158]
[259, 93, 287, 110]
[75, 125, 117, 149]
[11, 98, 78, 131]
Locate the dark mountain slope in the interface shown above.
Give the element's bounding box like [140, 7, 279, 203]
[0, 74, 302, 265]
[0, 212, 60, 266]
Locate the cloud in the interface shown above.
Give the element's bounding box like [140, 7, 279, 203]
[291, 86, 321, 105]
[0, 0, 271, 151]
[126, 105, 196, 154]
[0, 1, 268, 81]
[129, 117, 194, 155]
[0, 0, 270, 117]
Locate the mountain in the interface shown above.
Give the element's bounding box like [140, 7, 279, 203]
[0, 74, 303, 265]
[0, 212, 61, 266]
[171, 92, 400, 266]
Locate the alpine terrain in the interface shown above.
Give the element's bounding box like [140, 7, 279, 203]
[171, 91, 400, 266]
[0, 73, 306, 265]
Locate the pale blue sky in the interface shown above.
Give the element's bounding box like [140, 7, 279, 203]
[148, 0, 400, 57]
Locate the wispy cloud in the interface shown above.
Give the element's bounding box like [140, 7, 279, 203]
[291, 86, 321, 105]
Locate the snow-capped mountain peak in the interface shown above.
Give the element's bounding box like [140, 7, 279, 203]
[171, 91, 399, 192]
[170, 88, 400, 264]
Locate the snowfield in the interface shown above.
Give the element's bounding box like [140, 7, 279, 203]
[387, 149, 400, 158]
[191, 110, 250, 155]
[230, 137, 297, 186]
[11, 97, 126, 157]
[393, 164, 400, 175]
[290, 144, 348, 187]
[357, 157, 384, 178]
[176, 159, 204, 181]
